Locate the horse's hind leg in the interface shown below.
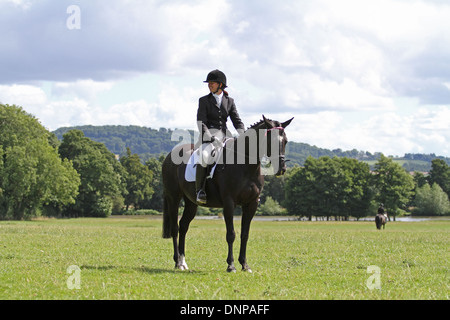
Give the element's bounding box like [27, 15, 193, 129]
[239, 201, 257, 273]
[223, 200, 237, 272]
[164, 196, 181, 269]
[177, 198, 198, 270]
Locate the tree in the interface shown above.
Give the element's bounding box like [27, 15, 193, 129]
[428, 159, 450, 198]
[256, 196, 286, 216]
[120, 148, 154, 210]
[261, 174, 286, 205]
[284, 163, 316, 220]
[284, 157, 372, 220]
[139, 155, 164, 211]
[58, 130, 124, 217]
[413, 171, 428, 189]
[339, 157, 373, 220]
[0, 104, 80, 220]
[414, 183, 450, 216]
[373, 154, 415, 220]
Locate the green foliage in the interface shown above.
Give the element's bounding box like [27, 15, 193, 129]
[53, 125, 180, 162]
[58, 130, 124, 217]
[414, 183, 450, 216]
[140, 156, 164, 211]
[284, 157, 372, 220]
[53, 125, 450, 171]
[428, 159, 450, 198]
[260, 175, 286, 205]
[120, 148, 154, 210]
[372, 155, 415, 219]
[256, 196, 286, 216]
[413, 171, 428, 189]
[0, 105, 80, 220]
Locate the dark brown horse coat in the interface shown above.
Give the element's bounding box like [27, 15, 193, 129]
[162, 116, 293, 272]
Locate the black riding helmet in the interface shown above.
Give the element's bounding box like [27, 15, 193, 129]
[204, 69, 227, 88]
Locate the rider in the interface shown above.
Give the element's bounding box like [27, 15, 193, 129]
[195, 69, 245, 205]
[378, 203, 388, 220]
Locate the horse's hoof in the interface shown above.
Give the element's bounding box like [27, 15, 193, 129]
[240, 263, 252, 273]
[227, 265, 236, 273]
[175, 256, 189, 270]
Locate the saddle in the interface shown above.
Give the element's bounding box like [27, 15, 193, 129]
[184, 138, 233, 182]
[184, 150, 219, 182]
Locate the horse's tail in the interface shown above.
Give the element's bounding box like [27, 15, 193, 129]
[161, 152, 180, 239]
[375, 215, 381, 230]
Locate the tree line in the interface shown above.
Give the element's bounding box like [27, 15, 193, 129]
[53, 125, 450, 171]
[1, 104, 449, 220]
[275, 155, 449, 220]
[1, 105, 163, 219]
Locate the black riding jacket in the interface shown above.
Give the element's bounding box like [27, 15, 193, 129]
[196, 93, 245, 144]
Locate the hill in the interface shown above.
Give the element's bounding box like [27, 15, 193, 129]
[53, 125, 450, 172]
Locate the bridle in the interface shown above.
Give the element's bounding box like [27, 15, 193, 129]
[261, 127, 287, 173]
[264, 127, 285, 136]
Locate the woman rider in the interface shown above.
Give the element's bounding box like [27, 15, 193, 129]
[195, 69, 245, 205]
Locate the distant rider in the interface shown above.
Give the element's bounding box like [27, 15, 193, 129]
[378, 203, 388, 220]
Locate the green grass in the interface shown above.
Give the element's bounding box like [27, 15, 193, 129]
[0, 217, 448, 300]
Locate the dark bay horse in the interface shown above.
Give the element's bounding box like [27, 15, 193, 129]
[375, 213, 387, 230]
[162, 116, 293, 272]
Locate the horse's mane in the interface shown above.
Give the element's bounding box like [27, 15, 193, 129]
[246, 118, 273, 131]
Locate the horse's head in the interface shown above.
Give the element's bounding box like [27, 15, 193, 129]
[261, 115, 293, 176]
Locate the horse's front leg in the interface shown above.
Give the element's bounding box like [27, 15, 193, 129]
[223, 201, 236, 272]
[239, 201, 257, 272]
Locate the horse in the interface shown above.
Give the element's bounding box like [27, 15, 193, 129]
[375, 213, 387, 230]
[162, 115, 293, 272]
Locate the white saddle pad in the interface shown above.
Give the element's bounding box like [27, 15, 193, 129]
[184, 150, 218, 182]
[184, 139, 232, 182]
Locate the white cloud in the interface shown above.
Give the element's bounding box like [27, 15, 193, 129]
[52, 80, 115, 100]
[290, 106, 450, 157]
[0, 0, 32, 10]
[1, 0, 450, 156]
[0, 84, 47, 106]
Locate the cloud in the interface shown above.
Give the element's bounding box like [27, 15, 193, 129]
[52, 80, 114, 100]
[290, 106, 450, 157]
[3, 0, 450, 108]
[0, 0, 232, 83]
[224, 0, 450, 110]
[1, 0, 450, 156]
[0, 0, 173, 83]
[0, 84, 47, 106]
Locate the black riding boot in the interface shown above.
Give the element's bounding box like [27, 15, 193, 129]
[195, 165, 208, 205]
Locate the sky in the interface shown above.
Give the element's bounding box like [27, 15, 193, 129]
[1, 0, 450, 157]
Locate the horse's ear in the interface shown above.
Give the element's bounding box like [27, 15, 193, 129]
[262, 115, 272, 127]
[281, 117, 294, 128]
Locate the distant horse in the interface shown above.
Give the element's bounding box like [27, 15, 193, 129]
[162, 115, 293, 272]
[375, 213, 387, 230]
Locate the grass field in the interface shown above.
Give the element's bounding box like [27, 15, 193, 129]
[0, 216, 448, 300]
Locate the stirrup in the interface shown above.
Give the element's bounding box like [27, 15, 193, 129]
[196, 190, 207, 205]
